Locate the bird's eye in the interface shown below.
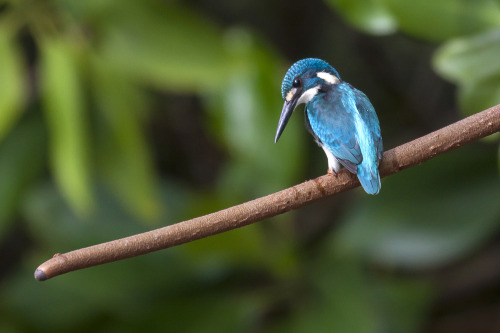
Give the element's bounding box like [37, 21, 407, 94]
[292, 78, 301, 88]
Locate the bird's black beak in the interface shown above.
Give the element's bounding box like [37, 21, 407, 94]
[275, 93, 300, 143]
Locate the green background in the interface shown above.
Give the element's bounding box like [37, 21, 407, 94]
[0, 0, 499, 332]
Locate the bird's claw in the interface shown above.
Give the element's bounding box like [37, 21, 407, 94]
[327, 168, 338, 177]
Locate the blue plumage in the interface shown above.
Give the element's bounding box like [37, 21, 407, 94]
[275, 58, 383, 194]
[281, 59, 340, 99]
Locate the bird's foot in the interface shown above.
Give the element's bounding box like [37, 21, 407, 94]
[327, 168, 338, 177]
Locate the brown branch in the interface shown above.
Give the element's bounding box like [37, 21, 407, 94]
[34, 104, 500, 281]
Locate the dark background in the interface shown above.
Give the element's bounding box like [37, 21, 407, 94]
[0, 0, 499, 332]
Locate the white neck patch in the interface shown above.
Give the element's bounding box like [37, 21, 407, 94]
[317, 71, 339, 84]
[297, 85, 320, 105]
[286, 87, 298, 102]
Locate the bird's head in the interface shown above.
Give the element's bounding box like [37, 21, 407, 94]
[275, 58, 340, 143]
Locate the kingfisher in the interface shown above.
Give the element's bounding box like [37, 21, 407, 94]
[275, 58, 383, 194]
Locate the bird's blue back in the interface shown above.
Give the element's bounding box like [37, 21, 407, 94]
[306, 82, 383, 194]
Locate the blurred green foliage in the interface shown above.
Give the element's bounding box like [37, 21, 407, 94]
[0, 0, 499, 332]
[330, 0, 500, 119]
[0, 32, 24, 142]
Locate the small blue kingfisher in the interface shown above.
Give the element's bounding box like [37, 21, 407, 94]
[275, 58, 383, 194]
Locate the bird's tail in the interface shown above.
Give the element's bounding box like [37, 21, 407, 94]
[357, 162, 381, 195]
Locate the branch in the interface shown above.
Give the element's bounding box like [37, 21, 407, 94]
[35, 105, 500, 281]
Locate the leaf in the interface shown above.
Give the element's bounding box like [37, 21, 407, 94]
[280, 257, 378, 333]
[326, 0, 397, 35]
[433, 28, 500, 116]
[274, 254, 430, 333]
[97, 1, 235, 92]
[40, 37, 93, 215]
[334, 146, 500, 269]
[91, 56, 160, 222]
[0, 115, 45, 235]
[433, 28, 500, 84]
[458, 75, 500, 117]
[370, 277, 431, 333]
[0, 30, 25, 142]
[382, 0, 500, 41]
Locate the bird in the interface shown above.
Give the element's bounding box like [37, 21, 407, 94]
[275, 58, 383, 195]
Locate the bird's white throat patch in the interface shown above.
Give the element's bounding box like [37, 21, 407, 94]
[317, 71, 339, 84]
[297, 85, 320, 105]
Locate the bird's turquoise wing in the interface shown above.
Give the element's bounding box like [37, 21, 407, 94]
[306, 84, 382, 173]
[354, 89, 383, 161]
[306, 93, 363, 173]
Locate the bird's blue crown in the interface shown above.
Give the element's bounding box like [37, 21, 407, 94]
[281, 58, 340, 99]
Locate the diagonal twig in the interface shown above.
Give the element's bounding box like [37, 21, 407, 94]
[34, 104, 500, 281]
